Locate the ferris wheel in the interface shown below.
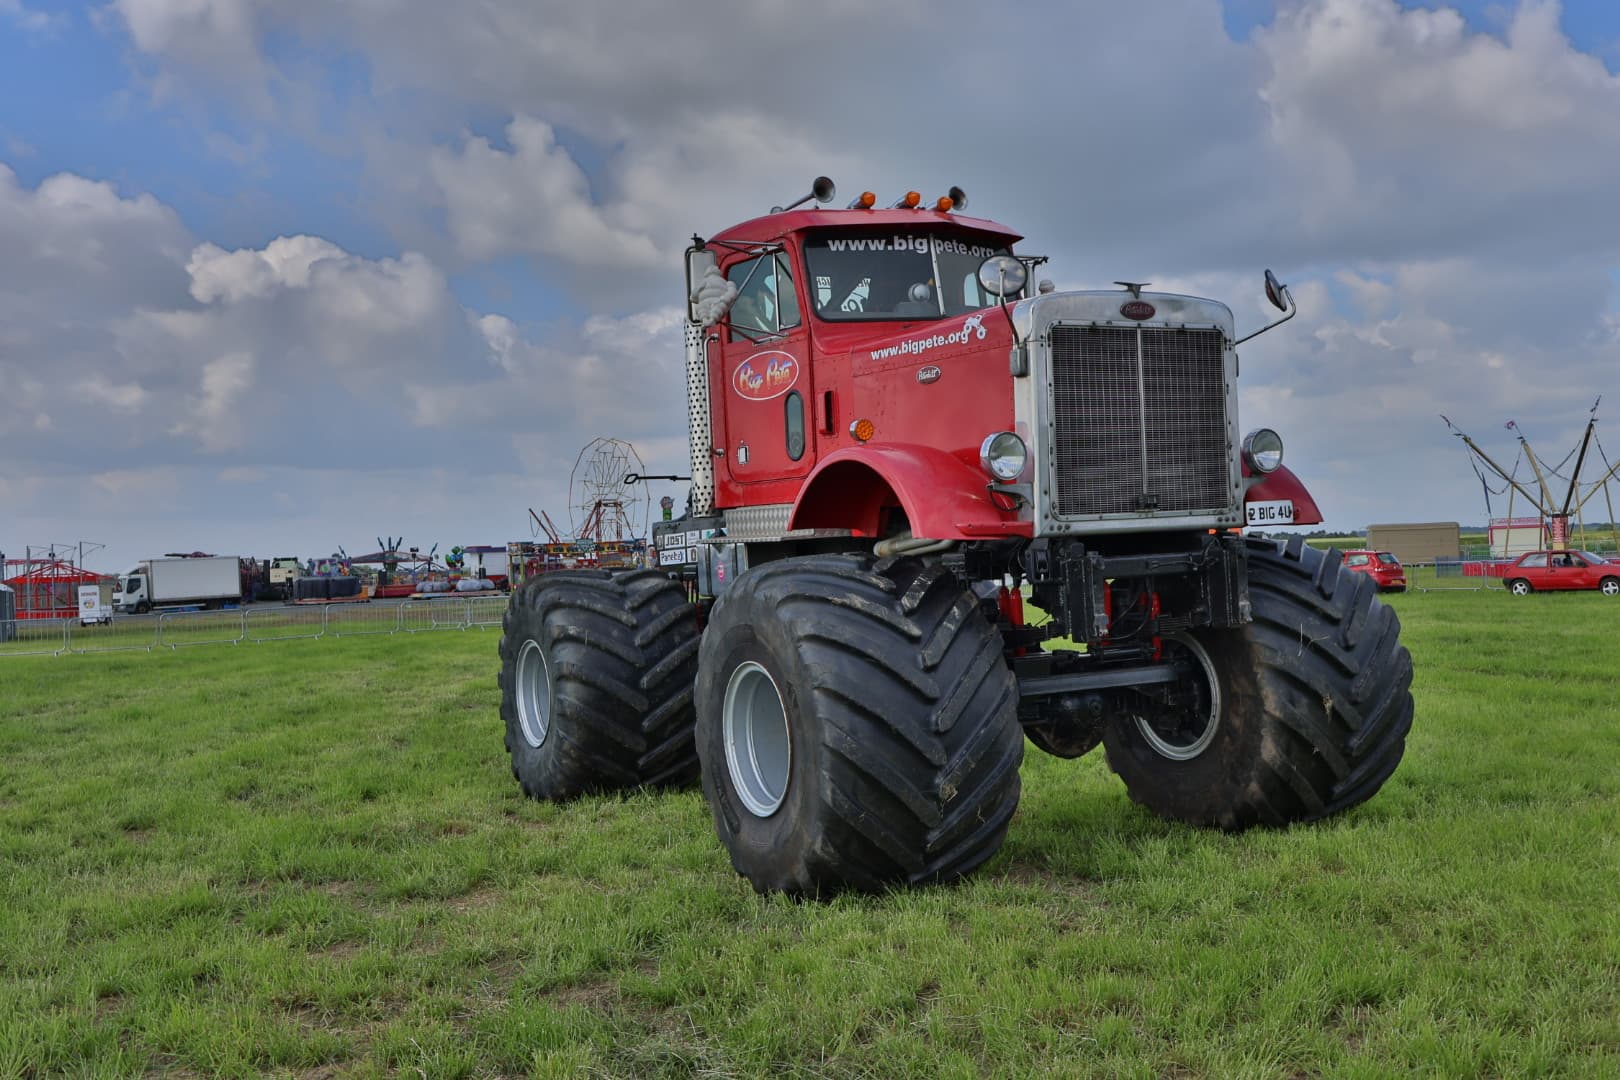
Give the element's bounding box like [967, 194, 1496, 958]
[569, 438, 650, 543]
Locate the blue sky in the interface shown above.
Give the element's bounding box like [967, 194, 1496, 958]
[4, 0, 1620, 572]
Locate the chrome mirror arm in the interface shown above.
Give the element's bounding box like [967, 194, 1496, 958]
[1232, 285, 1296, 347]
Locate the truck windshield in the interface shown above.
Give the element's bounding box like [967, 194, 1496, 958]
[803, 231, 1013, 321]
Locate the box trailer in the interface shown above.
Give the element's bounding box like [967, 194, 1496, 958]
[116, 556, 243, 614]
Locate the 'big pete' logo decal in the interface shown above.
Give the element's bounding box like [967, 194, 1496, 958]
[733, 351, 800, 401]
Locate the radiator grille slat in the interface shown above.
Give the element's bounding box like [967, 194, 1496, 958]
[1049, 325, 1229, 517]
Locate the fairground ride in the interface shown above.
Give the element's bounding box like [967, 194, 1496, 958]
[1444, 398, 1620, 552]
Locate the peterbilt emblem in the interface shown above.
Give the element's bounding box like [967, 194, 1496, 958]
[1120, 300, 1156, 321]
[916, 365, 941, 384]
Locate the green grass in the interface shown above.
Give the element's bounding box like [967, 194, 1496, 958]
[2, 597, 1619, 1077]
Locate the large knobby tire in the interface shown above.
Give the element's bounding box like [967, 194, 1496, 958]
[498, 569, 700, 800]
[1103, 535, 1413, 830]
[694, 554, 1024, 897]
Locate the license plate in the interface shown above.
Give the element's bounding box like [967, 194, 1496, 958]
[1246, 499, 1295, 525]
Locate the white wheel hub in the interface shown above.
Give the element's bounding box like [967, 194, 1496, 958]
[722, 661, 792, 817]
[516, 639, 552, 749]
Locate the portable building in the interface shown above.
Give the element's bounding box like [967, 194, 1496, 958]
[1364, 522, 1462, 564]
[1488, 517, 1546, 557]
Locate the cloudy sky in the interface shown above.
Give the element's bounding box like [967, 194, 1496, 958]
[4, 0, 1620, 575]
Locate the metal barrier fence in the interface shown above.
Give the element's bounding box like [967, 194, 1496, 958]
[0, 597, 510, 658]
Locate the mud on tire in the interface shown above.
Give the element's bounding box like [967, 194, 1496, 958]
[499, 569, 700, 800]
[1103, 534, 1413, 829]
[695, 554, 1024, 897]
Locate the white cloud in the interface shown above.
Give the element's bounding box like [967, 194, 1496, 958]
[167, 352, 254, 451]
[430, 116, 661, 270]
[187, 235, 345, 303]
[2, 162, 699, 580]
[0, 0, 59, 32]
[0, 164, 191, 313]
[1257, 0, 1620, 260]
[77, 376, 150, 414]
[111, 0, 269, 102]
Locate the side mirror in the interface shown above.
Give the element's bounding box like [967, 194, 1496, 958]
[687, 248, 718, 322]
[687, 248, 735, 327]
[977, 255, 1028, 299]
[1233, 268, 1298, 346]
[1264, 268, 1288, 312]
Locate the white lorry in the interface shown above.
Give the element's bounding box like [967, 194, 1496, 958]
[116, 556, 243, 614]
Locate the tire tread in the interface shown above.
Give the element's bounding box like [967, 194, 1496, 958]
[499, 570, 700, 800]
[697, 554, 1022, 895]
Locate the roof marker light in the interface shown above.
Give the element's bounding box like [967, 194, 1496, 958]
[892, 191, 921, 209]
[847, 191, 877, 209]
[934, 196, 954, 212]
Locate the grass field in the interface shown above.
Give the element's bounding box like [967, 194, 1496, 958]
[3, 590, 1619, 1077]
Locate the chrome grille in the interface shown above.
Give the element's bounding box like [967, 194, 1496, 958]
[1049, 325, 1229, 517]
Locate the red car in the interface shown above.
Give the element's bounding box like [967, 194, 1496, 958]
[1503, 550, 1620, 596]
[1341, 550, 1407, 592]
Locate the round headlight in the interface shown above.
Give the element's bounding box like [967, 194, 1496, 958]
[1243, 428, 1284, 474]
[980, 431, 1027, 481]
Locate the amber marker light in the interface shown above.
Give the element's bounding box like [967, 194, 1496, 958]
[935, 196, 954, 212]
[850, 418, 876, 442]
[847, 191, 877, 209]
[891, 191, 922, 209]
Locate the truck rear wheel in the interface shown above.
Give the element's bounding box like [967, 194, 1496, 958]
[1103, 535, 1413, 830]
[498, 570, 700, 800]
[695, 554, 1023, 896]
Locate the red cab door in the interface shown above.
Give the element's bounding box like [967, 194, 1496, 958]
[717, 248, 815, 490]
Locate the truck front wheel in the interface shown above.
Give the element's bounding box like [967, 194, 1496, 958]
[1103, 535, 1413, 830]
[694, 554, 1023, 896]
[498, 570, 700, 800]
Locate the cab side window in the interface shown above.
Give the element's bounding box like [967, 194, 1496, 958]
[727, 252, 801, 342]
[785, 391, 805, 461]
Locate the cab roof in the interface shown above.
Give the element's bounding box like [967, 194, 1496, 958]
[706, 207, 1023, 248]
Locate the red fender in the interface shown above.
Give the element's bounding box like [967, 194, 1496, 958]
[1243, 462, 1323, 526]
[789, 444, 1032, 540]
